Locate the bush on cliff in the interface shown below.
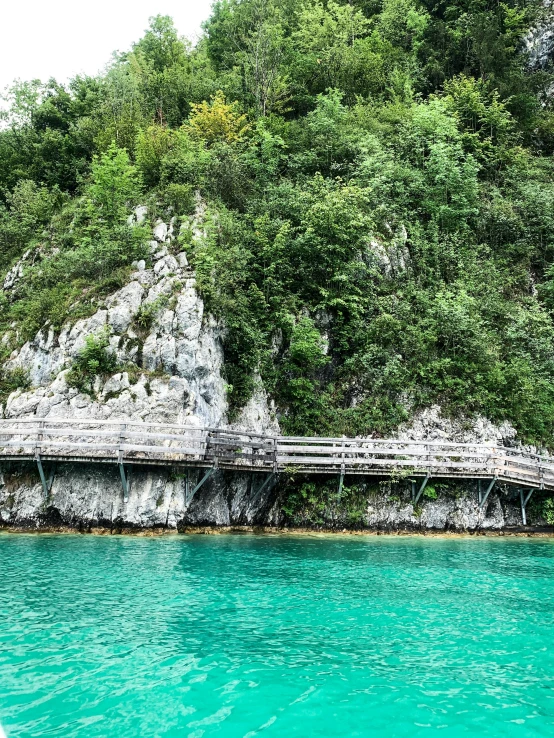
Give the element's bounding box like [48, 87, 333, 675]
[66, 329, 118, 395]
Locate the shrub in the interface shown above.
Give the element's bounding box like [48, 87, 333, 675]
[133, 296, 168, 333]
[187, 91, 249, 145]
[66, 329, 118, 394]
[0, 367, 31, 406]
[543, 498, 554, 525]
[162, 183, 195, 215]
[423, 484, 438, 500]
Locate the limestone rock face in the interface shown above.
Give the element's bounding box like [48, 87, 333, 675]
[0, 211, 281, 529]
[0, 464, 281, 530]
[3, 249, 31, 291]
[363, 486, 512, 531]
[0, 462, 535, 532]
[1, 223, 236, 428]
[396, 405, 517, 445]
[526, 4, 554, 69]
[106, 282, 145, 334]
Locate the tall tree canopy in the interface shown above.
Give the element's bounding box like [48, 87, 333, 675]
[1, 3, 554, 443]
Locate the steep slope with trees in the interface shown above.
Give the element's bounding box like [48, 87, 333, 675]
[1, 0, 554, 448]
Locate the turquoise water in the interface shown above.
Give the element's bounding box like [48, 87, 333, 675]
[1, 535, 554, 737]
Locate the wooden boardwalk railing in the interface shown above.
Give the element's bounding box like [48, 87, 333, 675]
[0, 418, 553, 511]
[1, 417, 553, 486]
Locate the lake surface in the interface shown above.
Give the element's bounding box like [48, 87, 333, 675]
[1, 533, 554, 737]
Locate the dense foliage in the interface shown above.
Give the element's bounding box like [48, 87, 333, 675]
[1, 1, 554, 442]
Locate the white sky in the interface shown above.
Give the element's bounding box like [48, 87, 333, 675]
[0, 0, 215, 91]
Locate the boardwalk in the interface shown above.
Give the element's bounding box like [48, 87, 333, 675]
[1, 418, 553, 515]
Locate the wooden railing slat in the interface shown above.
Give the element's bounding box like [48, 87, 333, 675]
[0, 420, 553, 490]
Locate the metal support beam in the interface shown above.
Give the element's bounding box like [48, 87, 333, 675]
[479, 477, 497, 509]
[413, 473, 430, 505]
[34, 420, 51, 500]
[118, 423, 129, 501]
[47, 464, 56, 493]
[250, 473, 276, 507]
[520, 488, 535, 526]
[186, 468, 215, 506]
[36, 455, 54, 499]
[185, 469, 190, 504]
[338, 451, 345, 495]
[119, 463, 129, 501]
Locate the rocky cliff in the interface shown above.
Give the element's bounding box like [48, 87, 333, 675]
[526, 1, 554, 68]
[0, 214, 551, 534]
[0, 458, 548, 533]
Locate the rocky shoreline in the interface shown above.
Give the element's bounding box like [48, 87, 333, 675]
[1, 461, 552, 534]
[1, 524, 553, 537]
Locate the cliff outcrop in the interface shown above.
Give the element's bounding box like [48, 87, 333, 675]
[0, 215, 551, 534]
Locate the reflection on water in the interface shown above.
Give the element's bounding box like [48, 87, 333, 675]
[1, 533, 554, 736]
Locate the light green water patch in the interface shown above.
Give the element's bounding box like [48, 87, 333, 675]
[1, 534, 554, 736]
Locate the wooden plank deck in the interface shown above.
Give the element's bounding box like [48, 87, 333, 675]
[0, 418, 552, 491]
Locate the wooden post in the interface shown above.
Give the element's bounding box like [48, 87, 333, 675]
[273, 437, 278, 474]
[211, 430, 219, 469]
[338, 450, 345, 496]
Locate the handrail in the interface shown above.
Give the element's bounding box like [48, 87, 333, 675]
[0, 418, 552, 490]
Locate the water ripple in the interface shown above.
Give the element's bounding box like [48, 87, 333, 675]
[0, 534, 554, 736]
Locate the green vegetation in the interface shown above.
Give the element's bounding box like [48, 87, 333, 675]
[0, 367, 30, 407]
[282, 477, 370, 526]
[66, 329, 118, 394]
[133, 296, 169, 333]
[544, 498, 554, 525]
[1, 2, 554, 442]
[528, 493, 554, 524]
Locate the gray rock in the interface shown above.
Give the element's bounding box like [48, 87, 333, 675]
[153, 221, 169, 243]
[106, 281, 144, 334]
[102, 373, 131, 397]
[3, 249, 31, 291]
[396, 405, 516, 445]
[127, 205, 148, 226]
[142, 333, 159, 372]
[153, 255, 179, 277]
[159, 336, 177, 373]
[65, 311, 108, 357]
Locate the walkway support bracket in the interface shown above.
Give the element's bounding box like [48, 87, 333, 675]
[36, 456, 55, 499]
[520, 488, 535, 526]
[34, 421, 55, 499]
[338, 452, 346, 496]
[118, 424, 129, 501]
[250, 473, 276, 507]
[479, 476, 497, 509]
[186, 468, 215, 506]
[413, 473, 430, 505]
[119, 463, 129, 501]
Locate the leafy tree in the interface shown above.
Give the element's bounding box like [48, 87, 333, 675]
[86, 144, 142, 225]
[187, 91, 249, 144]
